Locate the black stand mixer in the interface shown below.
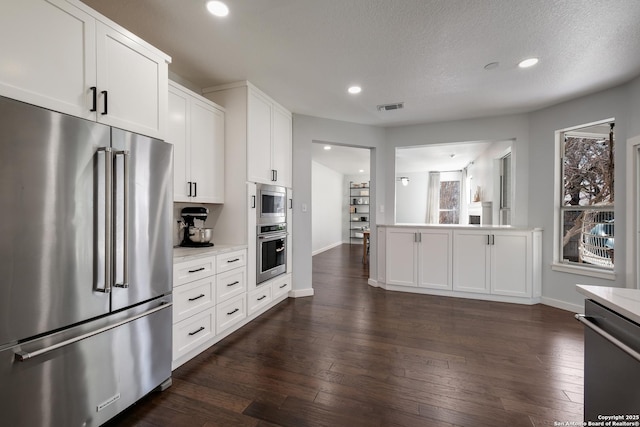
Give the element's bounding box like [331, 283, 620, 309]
[179, 207, 214, 247]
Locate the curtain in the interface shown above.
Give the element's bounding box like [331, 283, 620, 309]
[426, 172, 440, 224]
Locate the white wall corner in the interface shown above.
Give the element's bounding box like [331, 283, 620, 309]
[541, 296, 584, 314]
[289, 288, 315, 298]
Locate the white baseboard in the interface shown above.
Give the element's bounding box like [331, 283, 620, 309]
[289, 287, 314, 298]
[312, 241, 343, 256]
[541, 296, 583, 313]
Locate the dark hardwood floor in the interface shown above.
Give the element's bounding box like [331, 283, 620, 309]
[107, 244, 584, 426]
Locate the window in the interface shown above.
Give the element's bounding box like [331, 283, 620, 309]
[439, 180, 460, 224]
[558, 120, 615, 271]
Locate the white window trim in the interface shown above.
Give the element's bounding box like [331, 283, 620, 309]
[553, 118, 616, 280]
[626, 135, 640, 289]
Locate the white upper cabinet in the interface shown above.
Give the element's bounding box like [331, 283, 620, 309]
[168, 81, 225, 204]
[0, 0, 170, 139]
[205, 82, 292, 188]
[0, 0, 96, 119]
[95, 21, 168, 139]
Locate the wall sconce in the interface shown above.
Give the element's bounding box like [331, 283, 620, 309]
[397, 177, 409, 186]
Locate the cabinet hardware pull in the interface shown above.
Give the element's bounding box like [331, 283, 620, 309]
[227, 258, 240, 263]
[188, 294, 205, 301]
[289, 198, 293, 209]
[227, 308, 239, 316]
[226, 281, 240, 287]
[101, 90, 108, 115]
[487, 235, 491, 245]
[490, 235, 495, 245]
[274, 170, 278, 182]
[90, 86, 97, 112]
[251, 195, 256, 208]
[279, 283, 287, 289]
[188, 326, 205, 336]
[575, 314, 640, 363]
[187, 181, 192, 197]
[257, 295, 266, 301]
[188, 267, 205, 273]
[193, 182, 197, 197]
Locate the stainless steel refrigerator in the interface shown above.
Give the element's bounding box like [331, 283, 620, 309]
[0, 95, 174, 426]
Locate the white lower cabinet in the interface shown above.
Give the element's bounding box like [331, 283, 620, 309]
[172, 248, 291, 369]
[248, 285, 272, 315]
[381, 226, 541, 304]
[453, 230, 534, 298]
[216, 294, 246, 334]
[385, 228, 452, 290]
[272, 273, 292, 299]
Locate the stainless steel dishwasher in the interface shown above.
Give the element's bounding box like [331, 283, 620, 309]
[576, 300, 640, 422]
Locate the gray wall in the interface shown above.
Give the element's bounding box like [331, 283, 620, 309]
[292, 75, 640, 309]
[528, 83, 631, 309]
[311, 161, 344, 254]
[292, 114, 387, 292]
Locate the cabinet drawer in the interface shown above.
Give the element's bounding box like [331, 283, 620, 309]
[174, 256, 216, 286]
[247, 285, 272, 315]
[173, 276, 216, 323]
[216, 294, 246, 335]
[216, 249, 246, 274]
[272, 274, 292, 299]
[216, 268, 246, 303]
[173, 307, 215, 360]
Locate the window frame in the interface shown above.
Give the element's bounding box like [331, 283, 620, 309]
[552, 118, 616, 280]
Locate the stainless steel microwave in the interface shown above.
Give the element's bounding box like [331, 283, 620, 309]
[256, 183, 286, 224]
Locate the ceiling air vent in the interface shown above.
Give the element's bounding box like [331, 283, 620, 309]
[377, 102, 404, 112]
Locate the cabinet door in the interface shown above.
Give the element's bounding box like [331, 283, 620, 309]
[385, 228, 417, 287]
[168, 86, 190, 201]
[0, 0, 96, 120]
[452, 231, 490, 294]
[190, 98, 224, 203]
[272, 106, 292, 187]
[490, 232, 530, 297]
[417, 230, 452, 290]
[247, 89, 273, 184]
[96, 22, 167, 139]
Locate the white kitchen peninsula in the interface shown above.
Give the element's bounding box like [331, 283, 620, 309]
[374, 225, 542, 305]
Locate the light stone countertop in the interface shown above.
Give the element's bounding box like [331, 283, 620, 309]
[377, 224, 542, 231]
[173, 243, 248, 263]
[576, 284, 640, 324]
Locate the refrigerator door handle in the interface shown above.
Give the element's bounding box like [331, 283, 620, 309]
[114, 150, 130, 289]
[14, 303, 173, 362]
[97, 147, 113, 293]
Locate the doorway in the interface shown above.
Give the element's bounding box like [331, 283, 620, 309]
[310, 142, 371, 264]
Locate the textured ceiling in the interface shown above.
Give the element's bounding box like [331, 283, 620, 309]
[81, 0, 640, 127]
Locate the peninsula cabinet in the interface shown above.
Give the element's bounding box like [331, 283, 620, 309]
[385, 228, 453, 290]
[452, 229, 539, 298]
[378, 226, 542, 305]
[202, 81, 292, 187]
[0, 0, 170, 140]
[168, 81, 225, 203]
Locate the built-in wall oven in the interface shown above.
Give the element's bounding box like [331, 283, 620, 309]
[257, 184, 286, 225]
[257, 223, 287, 284]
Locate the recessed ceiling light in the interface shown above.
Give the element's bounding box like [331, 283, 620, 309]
[348, 86, 362, 95]
[359, 169, 364, 173]
[206, 1, 229, 17]
[324, 145, 332, 150]
[518, 57, 539, 68]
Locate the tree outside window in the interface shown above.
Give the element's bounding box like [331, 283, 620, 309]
[439, 180, 460, 224]
[560, 121, 614, 269]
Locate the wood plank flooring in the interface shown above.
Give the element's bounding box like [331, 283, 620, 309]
[106, 243, 584, 426]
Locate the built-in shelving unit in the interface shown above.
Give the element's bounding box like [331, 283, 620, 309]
[349, 181, 370, 244]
